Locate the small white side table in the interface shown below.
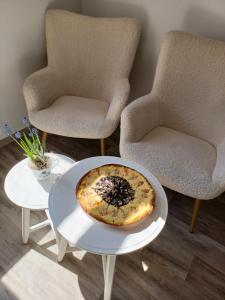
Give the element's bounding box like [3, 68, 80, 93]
[49, 156, 168, 300]
[4, 153, 75, 244]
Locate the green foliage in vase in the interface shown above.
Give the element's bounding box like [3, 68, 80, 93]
[2, 117, 46, 167]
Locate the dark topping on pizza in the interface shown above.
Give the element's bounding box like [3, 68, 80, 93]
[94, 176, 135, 208]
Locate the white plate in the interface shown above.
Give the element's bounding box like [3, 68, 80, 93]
[49, 156, 168, 255]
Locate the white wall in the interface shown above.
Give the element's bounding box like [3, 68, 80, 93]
[0, 0, 81, 139]
[82, 0, 225, 100]
[2, 0, 225, 139]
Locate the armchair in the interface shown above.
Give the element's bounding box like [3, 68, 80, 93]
[23, 10, 141, 154]
[120, 31, 225, 232]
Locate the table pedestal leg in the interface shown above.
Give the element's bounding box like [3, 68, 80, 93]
[22, 208, 30, 244]
[45, 209, 60, 247]
[57, 236, 68, 262]
[102, 255, 107, 282]
[103, 255, 116, 300]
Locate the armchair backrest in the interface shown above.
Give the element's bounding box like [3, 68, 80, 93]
[153, 31, 225, 145]
[46, 10, 141, 102]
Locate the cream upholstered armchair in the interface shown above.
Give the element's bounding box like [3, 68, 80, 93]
[23, 10, 141, 154]
[120, 31, 225, 232]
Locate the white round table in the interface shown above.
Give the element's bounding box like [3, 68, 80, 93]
[4, 153, 75, 244]
[49, 156, 168, 300]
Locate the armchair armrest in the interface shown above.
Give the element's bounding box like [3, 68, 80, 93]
[104, 78, 130, 129]
[212, 138, 225, 188]
[23, 67, 64, 112]
[120, 93, 160, 143]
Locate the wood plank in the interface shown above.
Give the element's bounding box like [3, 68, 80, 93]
[152, 214, 225, 276]
[0, 132, 225, 300]
[0, 137, 12, 149]
[170, 195, 225, 247]
[186, 257, 225, 300]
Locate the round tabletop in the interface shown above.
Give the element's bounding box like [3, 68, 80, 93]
[49, 156, 168, 255]
[4, 153, 75, 210]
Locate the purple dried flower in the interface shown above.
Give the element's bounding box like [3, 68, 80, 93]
[15, 131, 22, 139]
[22, 116, 30, 127]
[31, 128, 38, 135]
[3, 123, 12, 136]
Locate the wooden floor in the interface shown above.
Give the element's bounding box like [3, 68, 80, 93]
[0, 132, 225, 300]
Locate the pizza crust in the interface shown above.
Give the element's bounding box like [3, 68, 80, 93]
[76, 164, 155, 226]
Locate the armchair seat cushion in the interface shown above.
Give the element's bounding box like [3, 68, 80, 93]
[120, 126, 220, 199]
[29, 96, 110, 139]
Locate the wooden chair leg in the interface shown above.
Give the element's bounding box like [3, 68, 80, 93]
[42, 132, 48, 148]
[190, 199, 202, 233]
[100, 138, 105, 156]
